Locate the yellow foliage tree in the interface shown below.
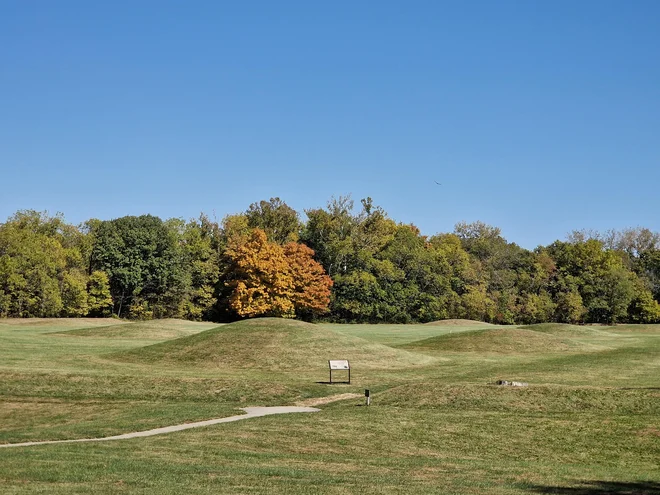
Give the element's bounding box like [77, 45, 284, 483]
[224, 229, 332, 318]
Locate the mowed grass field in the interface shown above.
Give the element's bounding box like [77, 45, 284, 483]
[0, 318, 658, 494]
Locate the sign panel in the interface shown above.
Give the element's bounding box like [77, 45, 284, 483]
[328, 359, 350, 370]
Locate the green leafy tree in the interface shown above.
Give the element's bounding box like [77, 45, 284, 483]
[0, 211, 69, 317]
[547, 239, 644, 323]
[179, 216, 221, 320]
[60, 270, 89, 316]
[454, 221, 506, 261]
[90, 215, 186, 318]
[378, 224, 452, 322]
[592, 266, 636, 324]
[219, 214, 252, 250]
[628, 287, 660, 323]
[331, 270, 385, 322]
[302, 195, 357, 277]
[461, 285, 496, 322]
[640, 249, 660, 300]
[245, 197, 301, 244]
[517, 291, 556, 324]
[87, 270, 113, 316]
[453, 221, 547, 324]
[554, 290, 586, 323]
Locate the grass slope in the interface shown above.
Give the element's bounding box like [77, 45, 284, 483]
[518, 322, 611, 337]
[319, 322, 481, 346]
[400, 327, 583, 354]
[1, 318, 658, 494]
[114, 317, 436, 371]
[376, 381, 660, 415]
[0, 318, 124, 331]
[424, 318, 494, 326]
[57, 319, 220, 340]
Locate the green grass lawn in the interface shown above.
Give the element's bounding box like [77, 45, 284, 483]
[0, 318, 658, 494]
[319, 320, 497, 346]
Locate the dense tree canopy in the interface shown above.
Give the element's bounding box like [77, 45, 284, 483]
[222, 229, 332, 318]
[1, 200, 658, 324]
[89, 215, 185, 318]
[245, 197, 301, 244]
[0, 211, 111, 317]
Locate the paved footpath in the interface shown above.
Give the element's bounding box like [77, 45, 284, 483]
[0, 406, 320, 449]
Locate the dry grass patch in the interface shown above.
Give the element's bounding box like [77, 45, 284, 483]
[294, 393, 362, 407]
[638, 427, 660, 437]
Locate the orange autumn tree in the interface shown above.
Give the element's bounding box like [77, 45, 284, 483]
[283, 241, 334, 316]
[224, 229, 332, 318]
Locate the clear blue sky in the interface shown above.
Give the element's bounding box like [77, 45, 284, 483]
[1, 1, 659, 249]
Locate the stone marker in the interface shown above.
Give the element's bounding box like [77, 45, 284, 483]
[496, 380, 529, 387]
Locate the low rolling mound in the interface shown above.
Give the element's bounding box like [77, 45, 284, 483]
[375, 382, 659, 415]
[424, 319, 494, 327]
[57, 319, 220, 340]
[113, 318, 435, 371]
[518, 323, 608, 337]
[0, 318, 124, 331]
[400, 328, 582, 354]
[599, 324, 660, 334]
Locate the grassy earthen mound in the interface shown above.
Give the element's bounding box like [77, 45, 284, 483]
[400, 327, 580, 354]
[424, 319, 494, 326]
[58, 319, 219, 339]
[0, 318, 123, 330]
[113, 317, 435, 371]
[518, 323, 606, 337]
[599, 324, 660, 334]
[376, 382, 659, 415]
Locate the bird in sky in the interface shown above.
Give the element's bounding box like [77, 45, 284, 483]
[434, 181, 442, 186]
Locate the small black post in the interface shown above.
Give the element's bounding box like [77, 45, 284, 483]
[365, 389, 371, 406]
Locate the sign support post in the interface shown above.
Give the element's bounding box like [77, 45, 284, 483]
[328, 360, 350, 384]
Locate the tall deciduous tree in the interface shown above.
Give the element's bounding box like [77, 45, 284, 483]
[178, 216, 221, 321]
[283, 242, 333, 317]
[90, 215, 185, 318]
[1, 204, 658, 325]
[0, 229, 64, 317]
[640, 249, 660, 300]
[223, 229, 331, 319]
[245, 197, 301, 244]
[303, 195, 357, 277]
[0, 210, 98, 318]
[86, 270, 113, 316]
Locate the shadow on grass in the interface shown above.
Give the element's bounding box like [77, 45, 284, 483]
[315, 381, 351, 385]
[526, 481, 660, 494]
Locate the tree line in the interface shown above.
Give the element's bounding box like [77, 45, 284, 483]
[1, 197, 659, 324]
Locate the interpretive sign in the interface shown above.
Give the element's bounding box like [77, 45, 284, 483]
[329, 360, 350, 370]
[328, 360, 350, 384]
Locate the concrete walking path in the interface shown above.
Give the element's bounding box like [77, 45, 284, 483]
[0, 406, 320, 449]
